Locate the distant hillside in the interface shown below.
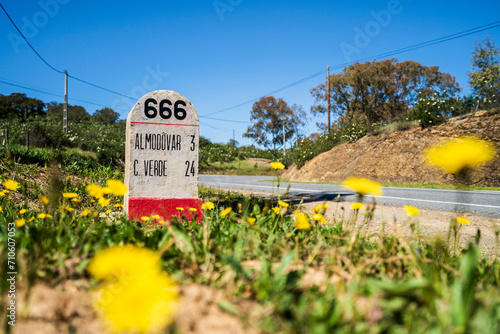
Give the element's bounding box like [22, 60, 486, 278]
[283, 111, 500, 187]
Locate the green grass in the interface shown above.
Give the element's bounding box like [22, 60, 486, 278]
[1, 157, 499, 333]
[201, 157, 277, 176]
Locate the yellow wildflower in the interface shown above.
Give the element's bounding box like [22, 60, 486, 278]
[141, 216, 150, 221]
[3, 179, 19, 191]
[27, 217, 34, 222]
[220, 207, 232, 218]
[272, 207, 280, 215]
[63, 192, 78, 198]
[189, 208, 197, 212]
[0, 191, 5, 197]
[106, 179, 128, 197]
[37, 213, 48, 219]
[0, 206, 2, 213]
[294, 212, 311, 230]
[456, 217, 470, 226]
[58, 206, 73, 212]
[39, 195, 49, 205]
[205, 201, 215, 210]
[278, 200, 289, 208]
[151, 215, 161, 220]
[105, 210, 111, 215]
[15, 218, 25, 227]
[313, 204, 329, 213]
[114, 204, 123, 208]
[87, 184, 105, 199]
[350, 202, 365, 210]
[82, 209, 91, 217]
[98, 197, 111, 208]
[90, 199, 96, 203]
[247, 217, 256, 225]
[312, 213, 327, 224]
[19, 209, 27, 214]
[72, 198, 82, 204]
[404, 205, 420, 217]
[88, 245, 179, 333]
[176, 207, 184, 211]
[424, 136, 497, 174]
[270, 161, 285, 170]
[343, 177, 383, 196]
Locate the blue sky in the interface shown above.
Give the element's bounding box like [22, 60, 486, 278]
[1, 0, 500, 145]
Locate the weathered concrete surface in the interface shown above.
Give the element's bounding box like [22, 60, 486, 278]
[124, 90, 202, 222]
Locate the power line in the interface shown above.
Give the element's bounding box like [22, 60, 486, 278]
[199, 115, 251, 124]
[0, 79, 130, 112]
[0, 3, 135, 101]
[201, 20, 500, 118]
[0, 3, 64, 74]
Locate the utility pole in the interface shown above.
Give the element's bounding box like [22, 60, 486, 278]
[63, 70, 68, 134]
[282, 122, 286, 160]
[327, 66, 331, 133]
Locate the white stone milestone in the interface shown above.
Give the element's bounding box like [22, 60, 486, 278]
[124, 90, 200, 221]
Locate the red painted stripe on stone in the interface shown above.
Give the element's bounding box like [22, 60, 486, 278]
[128, 198, 203, 224]
[130, 121, 199, 127]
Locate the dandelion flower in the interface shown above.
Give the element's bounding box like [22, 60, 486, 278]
[27, 217, 34, 222]
[105, 210, 111, 215]
[151, 215, 161, 220]
[106, 179, 128, 197]
[72, 198, 82, 204]
[19, 209, 27, 214]
[87, 184, 105, 199]
[270, 161, 285, 170]
[176, 207, 184, 211]
[39, 195, 49, 205]
[88, 245, 179, 333]
[82, 209, 91, 217]
[204, 201, 215, 210]
[343, 177, 383, 196]
[114, 204, 123, 208]
[3, 179, 19, 191]
[0, 206, 2, 213]
[350, 202, 365, 210]
[15, 218, 25, 227]
[98, 197, 111, 208]
[247, 217, 256, 225]
[312, 213, 327, 224]
[38, 213, 52, 219]
[294, 212, 310, 230]
[456, 217, 470, 225]
[313, 204, 329, 213]
[220, 207, 232, 218]
[404, 205, 420, 217]
[272, 207, 280, 215]
[424, 136, 497, 174]
[189, 208, 197, 212]
[63, 192, 78, 198]
[278, 200, 289, 208]
[141, 216, 150, 221]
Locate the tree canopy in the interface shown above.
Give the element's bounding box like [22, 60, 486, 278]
[468, 35, 500, 109]
[0, 93, 45, 122]
[92, 107, 120, 125]
[46, 102, 91, 123]
[243, 96, 306, 156]
[311, 58, 460, 131]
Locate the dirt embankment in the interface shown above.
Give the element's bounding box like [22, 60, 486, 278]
[284, 111, 500, 186]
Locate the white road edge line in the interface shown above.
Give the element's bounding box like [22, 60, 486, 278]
[200, 182, 500, 210]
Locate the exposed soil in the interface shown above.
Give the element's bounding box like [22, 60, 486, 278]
[4, 282, 262, 334]
[283, 111, 500, 187]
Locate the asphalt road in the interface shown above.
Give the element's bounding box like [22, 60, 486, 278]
[199, 175, 500, 218]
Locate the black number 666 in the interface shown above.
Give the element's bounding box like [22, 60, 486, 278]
[144, 98, 187, 120]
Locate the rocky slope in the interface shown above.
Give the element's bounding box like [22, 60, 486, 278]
[284, 111, 500, 187]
